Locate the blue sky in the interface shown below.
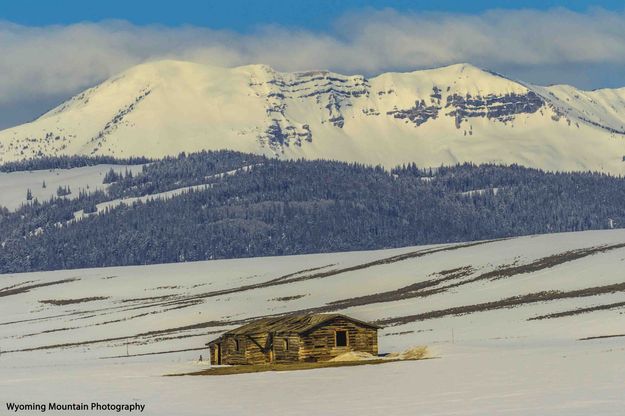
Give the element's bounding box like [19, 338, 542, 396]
[3, 0, 624, 29]
[1, 1, 625, 129]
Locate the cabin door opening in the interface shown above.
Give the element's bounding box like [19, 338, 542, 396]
[216, 343, 222, 365]
[335, 330, 348, 347]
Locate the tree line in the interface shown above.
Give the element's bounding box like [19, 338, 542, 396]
[1, 150, 624, 273]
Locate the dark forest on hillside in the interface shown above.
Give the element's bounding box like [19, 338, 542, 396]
[1, 151, 624, 273]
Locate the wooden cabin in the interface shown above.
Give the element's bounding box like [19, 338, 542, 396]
[207, 313, 379, 365]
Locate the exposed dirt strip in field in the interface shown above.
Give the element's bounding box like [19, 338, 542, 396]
[0, 294, 184, 327]
[0, 278, 79, 298]
[0, 240, 497, 337]
[442, 244, 625, 287]
[529, 301, 625, 320]
[324, 266, 474, 310]
[6, 238, 621, 353]
[377, 281, 625, 326]
[129, 240, 498, 313]
[579, 333, 625, 341]
[0, 280, 35, 293]
[8, 277, 625, 354]
[39, 296, 109, 305]
[270, 264, 337, 283]
[1, 321, 235, 354]
[14, 241, 613, 347]
[324, 243, 625, 312]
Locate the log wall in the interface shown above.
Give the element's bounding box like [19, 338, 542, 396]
[299, 317, 378, 362]
[273, 334, 301, 363]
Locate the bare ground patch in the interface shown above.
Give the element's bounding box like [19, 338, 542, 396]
[0, 278, 79, 298]
[0, 319, 241, 354]
[270, 294, 309, 302]
[0, 281, 35, 293]
[378, 280, 625, 326]
[529, 301, 625, 320]
[322, 243, 625, 313]
[39, 296, 109, 306]
[579, 333, 625, 341]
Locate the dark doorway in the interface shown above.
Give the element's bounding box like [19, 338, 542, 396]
[335, 330, 347, 347]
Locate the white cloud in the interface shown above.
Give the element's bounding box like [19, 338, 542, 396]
[1, 8, 625, 128]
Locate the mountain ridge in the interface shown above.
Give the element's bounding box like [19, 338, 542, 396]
[2, 59, 625, 173]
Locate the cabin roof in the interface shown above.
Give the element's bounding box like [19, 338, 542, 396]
[207, 313, 379, 344]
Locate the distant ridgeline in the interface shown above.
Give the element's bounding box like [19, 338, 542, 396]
[1, 150, 625, 273]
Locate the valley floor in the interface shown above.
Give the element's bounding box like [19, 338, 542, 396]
[2, 341, 624, 415]
[2, 229, 625, 415]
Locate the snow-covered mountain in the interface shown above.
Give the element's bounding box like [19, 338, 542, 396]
[2, 60, 625, 173]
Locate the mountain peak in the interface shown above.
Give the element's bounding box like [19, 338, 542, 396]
[1, 60, 625, 174]
[410, 62, 492, 78]
[116, 59, 231, 82]
[436, 62, 484, 72]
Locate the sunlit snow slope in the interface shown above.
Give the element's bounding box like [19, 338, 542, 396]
[0, 164, 145, 210]
[2, 60, 625, 173]
[2, 230, 625, 415]
[2, 230, 624, 360]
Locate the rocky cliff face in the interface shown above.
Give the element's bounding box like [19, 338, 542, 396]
[1, 60, 625, 174]
[246, 66, 553, 151]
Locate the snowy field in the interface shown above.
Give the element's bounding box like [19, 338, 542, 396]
[2, 230, 625, 415]
[0, 164, 144, 211]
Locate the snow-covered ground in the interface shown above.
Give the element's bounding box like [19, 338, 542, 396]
[0, 164, 144, 211]
[2, 230, 625, 415]
[2, 343, 623, 416]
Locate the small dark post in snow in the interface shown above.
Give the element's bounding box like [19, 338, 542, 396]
[126, 342, 129, 357]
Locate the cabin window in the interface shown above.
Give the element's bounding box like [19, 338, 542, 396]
[283, 338, 289, 351]
[335, 330, 348, 347]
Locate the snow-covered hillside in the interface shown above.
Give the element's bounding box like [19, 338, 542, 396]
[2, 60, 625, 173]
[0, 164, 144, 211]
[2, 230, 625, 414]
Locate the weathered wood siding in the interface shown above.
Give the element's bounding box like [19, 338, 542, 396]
[273, 334, 301, 363]
[217, 333, 275, 365]
[243, 333, 270, 365]
[220, 334, 248, 365]
[209, 343, 219, 365]
[299, 317, 378, 362]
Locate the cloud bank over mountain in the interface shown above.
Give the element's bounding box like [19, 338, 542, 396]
[1, 7, 625, 128]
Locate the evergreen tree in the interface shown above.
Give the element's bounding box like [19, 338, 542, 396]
[56, 185, 71, 197]
[103, 168, 121, 184]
